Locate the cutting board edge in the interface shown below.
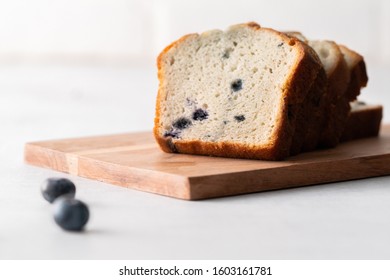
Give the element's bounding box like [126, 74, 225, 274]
[186, 153, 390, 199]
[24, 142, 194, 200]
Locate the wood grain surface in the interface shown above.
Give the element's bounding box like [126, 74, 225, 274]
[24, 125, 390, 200]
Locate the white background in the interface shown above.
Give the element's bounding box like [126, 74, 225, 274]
[1, 0, 390, 65]
[1, 0, 390, 260]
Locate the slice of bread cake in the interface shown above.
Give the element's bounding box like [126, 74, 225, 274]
[308, 40, 351, 148]
[289, 55, 327, 155]
[339, 44, 368, 101]
[341, 101, 382, 142]
[154, 22, 323, 160]
[284, 33, 328, 154]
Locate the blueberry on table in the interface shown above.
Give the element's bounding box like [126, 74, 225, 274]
[53, 198, 89, 231]
[41, 178, 76, 203]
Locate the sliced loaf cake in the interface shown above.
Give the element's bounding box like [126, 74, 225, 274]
[339, 44, 368, 101]
[154, 22, 323, 160]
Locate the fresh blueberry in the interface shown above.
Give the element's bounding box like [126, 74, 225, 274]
[192, 109, 208, 121]
[172, 117, 192, 129]
[234, 115, 246, 122]
[53, 197, 89, 231]
[231, 79, 243, 92]
[41, 178, 76, 203]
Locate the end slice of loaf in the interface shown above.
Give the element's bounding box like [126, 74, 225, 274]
[154, 22, 323, 160]
[340, 101, 382, 142]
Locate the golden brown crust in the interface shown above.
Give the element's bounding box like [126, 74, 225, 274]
[154, 22, 322, 160]
[340, 104, 382, 142]
[284, 31, 308, 43]
[283, 31, 327, 155]
[155, 134, 286, 160]
[246, 22, 261, 30]
[289, 38, 328, 155]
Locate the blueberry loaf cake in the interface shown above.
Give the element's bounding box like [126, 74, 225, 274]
[154, 22, 324, 160]
[154, 22, 375, 160]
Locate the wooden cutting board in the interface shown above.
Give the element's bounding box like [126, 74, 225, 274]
[25, 125, 390, 200]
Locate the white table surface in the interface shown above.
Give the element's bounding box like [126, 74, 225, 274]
[1, 62, 390, 260]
